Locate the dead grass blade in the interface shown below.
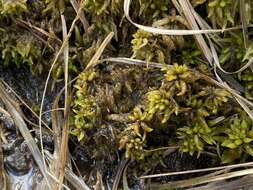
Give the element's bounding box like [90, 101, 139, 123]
[189, 175, 253, 190]
[140, 161, 253, 179]
[189, 7, 223, 47]
[178, 0, 253, 79]
[223, 83, 253, 119]
[240, 0, 249, 48]
[209, 37, 253, 74]
[0, 124, 7, 190]
[49, 93, 64, 190]
[150, 168, 253, 189]
[123, 162, 130, 190]
[50, 76, 79, 174]
[187, 1, 253, 75]
[0, 82, 52, 189]
[55, 14, 71, 190]
[178, 0, 212, 63]
[85, 32, 114, 70]
[51, 94, 63, 156]
[209, 44, 253, 119]
[171, 0, 183, 15]
[0, 107, 11, 118]
[45, 151, 91, 190]
[39, 1, 84, 185]
[112, 159, 129, 190]
[94, 171, 105, 190]
[65, 169, 91, 190]
[70, 0, 89, 32]
[216, 70, 245, 93]
[100, 57, 169, 68]
[123, 0, 239, 35]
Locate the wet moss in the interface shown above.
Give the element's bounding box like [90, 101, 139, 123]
[2, 1, 253, 184]
[71, 63, 247, 165]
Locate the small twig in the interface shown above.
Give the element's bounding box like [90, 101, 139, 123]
[112, 159, 129, 190]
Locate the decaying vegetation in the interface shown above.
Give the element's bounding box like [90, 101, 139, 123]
[1, 0, 253, 189]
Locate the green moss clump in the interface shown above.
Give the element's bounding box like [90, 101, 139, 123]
[0, 0, 62, 74]
[118, 122, 151, 160]
[219, 33, 253, 65]
[124, 64, 233, 160]
[70, 58, 253, 167]
[131, 30, 173, 64]
[71, 70, 101, 142]
[180, 43, 203, 65]
[138, 0, 170, 19]
[163, 64, 193, 95]
[0, 29, 46, 73]
[207, 0, 234, 28]
[177, 121, 214, 156]
[3, 0, 253, 178]
[0, 0, 27, 17]
[82, 0, 124, 41]
[241, 70, 253, 100]
[220, 115, 253, 163]
[189, 87, 231, 116]
[131, 29, 187, 64]
[218, 32, 253, 99]
[83, 0, 122, 16]
[146, 90, 174, 123]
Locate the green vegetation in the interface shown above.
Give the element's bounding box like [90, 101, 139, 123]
[71, 70, 100, 142]
[71, 63, 249, 165]
[220, 115, 253, 163]
[2, 0, 253, 183]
